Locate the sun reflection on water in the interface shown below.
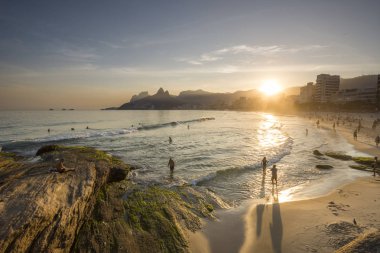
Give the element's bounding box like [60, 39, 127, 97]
[257, 114, 285, 148]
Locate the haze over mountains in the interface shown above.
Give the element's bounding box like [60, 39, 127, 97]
[107, 87, 299, 110]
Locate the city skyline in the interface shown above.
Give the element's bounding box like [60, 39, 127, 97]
[1, 0, 380, 109]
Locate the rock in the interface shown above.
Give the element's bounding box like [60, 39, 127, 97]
[335, 231, 380, 253]
[0, 146, 123, 253]
[35, 145, 60, 156]
[108, 167, 128, 183]
[325, 152, 352, 161]
[1, 145, 227, 253]
[316, 164, 334, 169]
[313, 150, 324, 156]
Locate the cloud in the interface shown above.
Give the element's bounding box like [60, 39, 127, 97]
[180, 44, 327, 65]
[56, 48, 99, 62]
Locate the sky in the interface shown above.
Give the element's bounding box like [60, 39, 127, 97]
[0, 0, 379, 109]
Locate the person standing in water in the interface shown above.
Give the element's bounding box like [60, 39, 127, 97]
[373, 157, 378, 177]
[169, 136, 173, 144]
[262, 157, 268, 174]
[353, 129, 358, 140]
[271, 164, 278, 185]
[168, 157, 175, 178]
[375, 135, 380, 148]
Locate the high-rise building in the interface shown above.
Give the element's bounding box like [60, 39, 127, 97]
[314, 74, 340, 103]
[298, 82, 315, 103]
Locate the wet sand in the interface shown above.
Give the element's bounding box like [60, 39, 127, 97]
[188, 114, 380, 253]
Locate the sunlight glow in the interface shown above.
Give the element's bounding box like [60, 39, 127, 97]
[259, 80, 283, 96]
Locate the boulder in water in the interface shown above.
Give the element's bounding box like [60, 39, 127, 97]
[316, 164, 334, 169]
[313, 150, 324, 156]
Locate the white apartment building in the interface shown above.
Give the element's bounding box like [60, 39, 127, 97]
[314, 74, 340, 103]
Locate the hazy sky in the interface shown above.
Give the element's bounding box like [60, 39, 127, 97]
[0, 0, 379, 109]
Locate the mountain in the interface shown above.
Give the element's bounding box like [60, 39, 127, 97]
[340, 75, 378, 89]
[119, 88, 185, 109]
[130, 91, 149, 102]
[178, 89, 212, 96]
[115, 88, 261, 110]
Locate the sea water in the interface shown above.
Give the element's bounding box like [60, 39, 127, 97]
[0, 110, 368, 204]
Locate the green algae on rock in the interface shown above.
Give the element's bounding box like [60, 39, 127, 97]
[1, 145, 228, 253]
[325, 152, 352, 161]
[316, 164, 334, 170]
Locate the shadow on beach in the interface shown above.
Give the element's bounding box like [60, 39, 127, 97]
[269, 187, 283, 253]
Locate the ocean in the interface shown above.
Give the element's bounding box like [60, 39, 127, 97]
[0, 110, 368, 204]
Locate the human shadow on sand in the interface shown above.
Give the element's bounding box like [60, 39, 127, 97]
[269, 186, 283, 253]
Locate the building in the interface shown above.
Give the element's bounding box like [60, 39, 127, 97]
[336, 74, 378, 104]
[298, 82, 315, 103]
[314, 74, 340, 103]
[333, 87, 377, 103]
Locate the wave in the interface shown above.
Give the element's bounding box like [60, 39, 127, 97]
[137, 117, 215, 130]
[192, 136, 293, 186]
[1, 117, 216, 153]
[1, 128, 137, 153]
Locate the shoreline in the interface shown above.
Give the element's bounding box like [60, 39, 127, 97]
[189, 114, 380, 253]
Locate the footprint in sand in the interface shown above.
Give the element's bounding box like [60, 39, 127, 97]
[327, 201, 350, 215]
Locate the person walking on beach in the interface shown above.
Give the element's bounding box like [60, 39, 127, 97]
[372, 157, 378, 177]
[353, 129, 358, 140]
[305, 128, 308, 136]
[375, 135, 380, 148]
[271, 165, 278, 185]
[262, 156, 268, 174]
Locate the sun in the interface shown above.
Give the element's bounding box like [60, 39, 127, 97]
[259, 80, 283, 96]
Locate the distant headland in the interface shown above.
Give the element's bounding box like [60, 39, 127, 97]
[103, 87, 299, 111]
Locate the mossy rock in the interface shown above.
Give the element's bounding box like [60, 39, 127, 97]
[108, 167, 128, 183]
[349, 165, 371, 171]
[352, 157, 375, 166]
[313, 150, 324, 156]
[316, 164, 334, 170]
[325, 152, 352, 161]
[35, 145, 60, 156]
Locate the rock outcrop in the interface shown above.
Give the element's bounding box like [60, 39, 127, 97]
[0, 146, 128, 253]
[0, 146, 227, 253]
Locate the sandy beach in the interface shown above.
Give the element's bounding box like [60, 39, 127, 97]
[189, 114, 380, 253]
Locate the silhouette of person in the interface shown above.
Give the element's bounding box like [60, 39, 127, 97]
[169, 137, 173, 144]
[305, 128, 308, 136]
[55, 159, 75, 173]
[262, 156, 268, 174]
[271, 165, 278, 185]
[168, 158, 175, 178]
[373, 157, 378, 177]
